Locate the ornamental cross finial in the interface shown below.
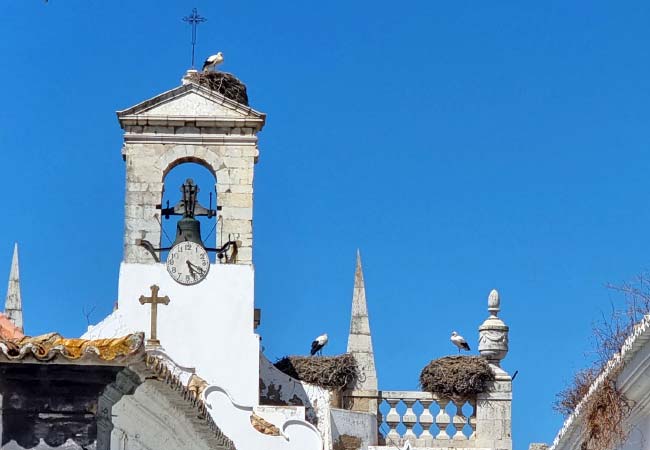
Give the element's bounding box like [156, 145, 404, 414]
[182, 8, 207, 69]
[139, 285, 170, 346]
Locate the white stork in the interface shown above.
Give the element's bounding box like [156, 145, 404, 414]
[310, 333, 328, 356]
[450, 331, 470, 353]
[202, 52, 224, 72]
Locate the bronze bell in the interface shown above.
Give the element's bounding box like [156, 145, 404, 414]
[172, 217, 204, 247]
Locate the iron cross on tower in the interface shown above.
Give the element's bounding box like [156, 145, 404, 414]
[183, 8, 207, 69]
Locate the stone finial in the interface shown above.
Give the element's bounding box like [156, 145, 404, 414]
[478, 288, 509, 365]
[488, 289, 500, 317]
[5, 243, 23, 332]
[182, 69, 199, 85]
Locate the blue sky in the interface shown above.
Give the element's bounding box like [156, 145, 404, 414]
[2, 1, 650, 447]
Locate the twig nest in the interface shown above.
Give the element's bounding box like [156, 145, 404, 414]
[274, 354, 358, 390]
[187, 71, 249, 106]
[419, 356, 495, 400]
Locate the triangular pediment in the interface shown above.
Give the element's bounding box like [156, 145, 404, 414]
[117, 82, 265, 123]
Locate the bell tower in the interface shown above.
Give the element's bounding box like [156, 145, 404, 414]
[92, 71, 267, 406]
[117, 72, 265, 265]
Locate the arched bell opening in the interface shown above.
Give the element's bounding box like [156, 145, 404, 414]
[160, 161, 219, 263]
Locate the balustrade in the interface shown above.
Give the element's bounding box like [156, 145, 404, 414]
[378, 391, 476, 448]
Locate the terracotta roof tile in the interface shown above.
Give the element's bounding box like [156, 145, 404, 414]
[0, 332, 144, 362]
[0, 313, 24, 340]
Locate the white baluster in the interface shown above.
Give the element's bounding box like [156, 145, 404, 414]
[435, 398, 451, 440]
[452, 399, 468, 440]
[417, 398, 434, 447]
[468, 398, 477, 439]
[385, 398, 401, 446]
[402, 399, 417, 446]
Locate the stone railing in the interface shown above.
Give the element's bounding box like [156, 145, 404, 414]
[378, 391, 476, 448]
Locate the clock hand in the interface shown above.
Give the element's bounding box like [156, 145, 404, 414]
[186, 260, 197, 278]
[187, 261, 205, 275]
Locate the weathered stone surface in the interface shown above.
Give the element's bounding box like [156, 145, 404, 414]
[117, 81, 265, 264]
[345, 251, 378, 414]
[4, 244, 23, 332]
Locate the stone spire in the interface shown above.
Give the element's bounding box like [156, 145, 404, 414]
[346, 250, 378, 410]
[5, 243, 23, 332]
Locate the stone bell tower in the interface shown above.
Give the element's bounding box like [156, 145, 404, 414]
[86, 71, 268, 407]
[117, 72, 265, 265]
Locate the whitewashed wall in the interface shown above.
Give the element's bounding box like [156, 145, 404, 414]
[84, 262, 259, 406]
[204, 384, 322, 450]
[259, 354, 335, 449]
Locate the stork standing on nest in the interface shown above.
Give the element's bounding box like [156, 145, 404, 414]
[450, 331, 470, 353]
[202, 52, 224, 72]
[310, 333, 328, 356]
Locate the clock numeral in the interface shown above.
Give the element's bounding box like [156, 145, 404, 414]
[171, 267, 176, 273]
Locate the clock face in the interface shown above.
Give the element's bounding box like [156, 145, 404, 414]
[166, 242, 210, 285]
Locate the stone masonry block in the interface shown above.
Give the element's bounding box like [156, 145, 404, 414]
[175, 126, 201, 135]
[223, 157, 252, 168]
[221, 219, 252, 234]
[235, 246, 252, 263]
[125, 204, 144, 219]
[219, 194, 253, 208]
[227, 184, 254, 194]
[220, 207, 253, 221]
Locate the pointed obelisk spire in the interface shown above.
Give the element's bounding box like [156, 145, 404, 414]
[5, 243, 23, 332]
[346, 250, 378, 412]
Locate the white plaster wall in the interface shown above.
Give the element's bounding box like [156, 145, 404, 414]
[259, 354, 334, 449]
[84, 262, 259, 406]
[620, 418, 650, 450]
[111, 382, 216, 450]
[204, 385, 322, 450]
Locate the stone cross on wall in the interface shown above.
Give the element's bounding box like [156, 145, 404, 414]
[139, 285, 170, 347]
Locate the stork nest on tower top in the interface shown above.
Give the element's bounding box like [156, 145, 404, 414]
[419, 356, 495, 400]
[274, 354, 358, 390]
[187, 71, 249, 106]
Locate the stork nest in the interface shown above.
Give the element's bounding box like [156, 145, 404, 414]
[274, 354, 358, 390]
[419, 356, 495, 400]
[187, 71, 249, 106]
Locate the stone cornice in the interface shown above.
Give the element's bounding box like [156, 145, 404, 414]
[118, 114, 265, 129]
[122, 133, 259, 145]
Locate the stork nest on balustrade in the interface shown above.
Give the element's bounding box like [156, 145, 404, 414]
[274, 354, 358, 390]
[187, 71, 249, 106]
[419, 356, 494, 400]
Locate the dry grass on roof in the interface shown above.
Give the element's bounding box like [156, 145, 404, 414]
[274, 354, 358, 390]
[552, 273, 649, 450]
[419, 356, 494, 400]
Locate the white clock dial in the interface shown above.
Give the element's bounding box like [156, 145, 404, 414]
[166, 241, 210, 285]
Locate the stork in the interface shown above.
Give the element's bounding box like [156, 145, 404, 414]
[202, 52, 224, 72]
[450, 331, 470, 353]
[310, 333, 328, 356]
